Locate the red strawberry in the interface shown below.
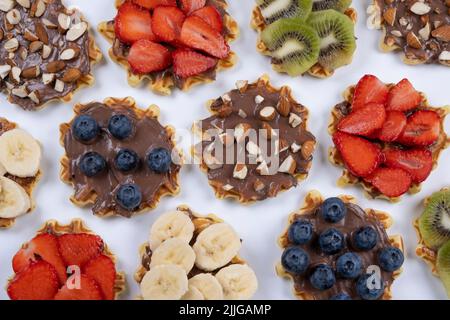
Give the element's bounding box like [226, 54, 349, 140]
[173, 49, 217, 78]
[366, 167, 412, 197]
[384, 148, 433, 183]
[333, 131, 382, 178]
[58, 233, 103, 268]
[351, 75, 389, 111]
[337, 103, 386, 136]
[127, 39, 172, 74]
[191, 6, 223, 33]
[54, 274, 103, 300]
[8, 261, 59, 300]
[398, 110, 441, 146]
[152, 6, 185, 43]
[386, 78, 422, 112]
[12, 233, 67, 284]
[179, 16, 229, 58]
[114, 2, 156, 44]
[180, 0, 206, 14]
[132, 0, 177, 9]
[376, 111, 407, 142]
[83, 255, 116, 300]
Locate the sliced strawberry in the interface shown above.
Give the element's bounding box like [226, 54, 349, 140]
[54, 274, 103, 300]
[58, 233, 103, 268]
[333, 131, 382, 178]
[173, 49, 217, 78]
[191, 6, 223, 33]
[179, 16, 229, 58]
[127, 39, 172, 74]
[384, 148, 433, 183]
[351, 75, 389, 111]
[114, 2, 155, 44]
[386, 78, 422, 112]
[8, 261, 59, 300]
[83, 255, 116, 300]
[151, 6, 185, 43]
[398, 110, 441, 146]
[132, 0, 177, 9]
[180, 0, 206, 14]
[376, 111, 407, 142]
[337, 103, 386, 137]
[366, 167, 412, 197]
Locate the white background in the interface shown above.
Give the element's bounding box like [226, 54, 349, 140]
[0, 0, 449, 300]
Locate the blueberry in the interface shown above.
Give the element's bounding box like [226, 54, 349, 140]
[116, 184, 142, 211]
[72, 115, 99, 142]
[353, 226, 378, 251]
[318, 228, 345, 255]
[336, 252, 363, 279]
[321, 197, 347, 223]
[147, 147, 172, 173]
[108, 114, 133, 140]
[378, 247, 404, 272]
[281, 246, 310, 275]
[309, 264, 336, 291]
[79, 152, 106, 177]
[329, 293, 352, 300]
[288, 219, 314, 245]
[115, 149, 139, 172]
[356, 273, 385, 300]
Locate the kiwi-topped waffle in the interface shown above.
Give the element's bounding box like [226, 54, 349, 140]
[251, 0, 357, 78]
[135, 205, 258, 300]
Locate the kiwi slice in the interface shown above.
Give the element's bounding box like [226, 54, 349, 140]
[437, 241, 450, 297]
[418, 190, 450, 250]
[311, 0, 352, 12]
[261, 18, 320, 76]
[306, 9, 356, 71]
[257, 0, 313, 24]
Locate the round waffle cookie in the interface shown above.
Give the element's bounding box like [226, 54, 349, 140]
[0, 0, 102, 110]
[6, 219, 126, 300]
[192, 74, 316, 203]
[0, 117, 41, 229]
[60, 97, 182, 218]
[277, 190, 404, 300]
[135, 205, 258, 300]
[367, 0, 450, 66]
[98, 0, 239, 95]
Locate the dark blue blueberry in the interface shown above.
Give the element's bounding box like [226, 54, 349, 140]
[329, 293, 352, 300]
[336, 252, 363, 279]
[115, 149, 139, 172]
[72, 115, 99, 142]
[281, 246, 310, 275]
[108, 114, 133, 140]
[147, 147, 172, 173]
[318, 228, 345, 255]
[353, 226, 378, 251]
[356, 273, 385, 300]
[79, 152, 106, 177]
[378, 247, 404, 272]
[288, 219, 314, 245]
[321, 197, 347, 223]
[309, 264, 336, 291]
[116, 184, 142, 211]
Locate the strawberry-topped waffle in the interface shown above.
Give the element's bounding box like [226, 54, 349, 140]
[329, 75, 449, 201]
[98, 0, 239, 95]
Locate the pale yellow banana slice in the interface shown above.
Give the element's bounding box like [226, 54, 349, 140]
[140, 264, 188, 300]
[181, 284, 204, 300]
[0, 162, 6, 176]
[0, 176, 31, 219]
[189, 273, 224, 300]
[149, 210, 195, 250]
[215, 264, 258, 300]
[0, 129, 41, 178]
[150, 238, 196, 273]
[193, 223, 241, 271]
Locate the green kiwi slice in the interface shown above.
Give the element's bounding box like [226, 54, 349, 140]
[306, 9, 356, 71]
[437, 241, 450, 297]
[261, 18, 320, 76]
[418, 190, 450, 250]
[256, 0, 313, 24]
[311, 0, 352, 12]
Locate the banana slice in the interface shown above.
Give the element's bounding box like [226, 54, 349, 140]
[149, 210, 195, 250]
[150, 238, 196, 273]
[140, 264, 188, 300]
[215, 264, 258, 300]
[181, 284, 204, 300]
[0, 129, 41, 178]
[189, 273, 224, 300]
[0, 176, 31, 219]
[0, 162, 6, 176]
[193, 223, 241, 271]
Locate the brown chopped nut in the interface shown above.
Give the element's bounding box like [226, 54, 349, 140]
[16, 0, 30, 9]
[24, 29, 39, 41]
[10, 66, 21, 83]
[238, 109, 247, 118]
[66, 22, 88, 41]
[28, 90, 40, 104]
[276, 86, 291, 117]
[288, 113, 302, 128]
[222, 184, 234, 191]
[42, 44, 52, 59]
[410, 2, 431, 15]
[31, 0, 46, 18]
[431, 25, 450, 42]
[0, 0, 15, 11]
[29, 40, 43, 53]
[278, 155, 296, 174]
[301, 140, 315, 159]
[11, 85, 28, 98]
[253, 179, 265, 192]
[234, 123, 251, 142]
[60, 48, 78, 60]
[22, 65, 40, 79]
[233, 164, 248, 180]
[291, 142, 301, 153]
[406, 31, 422, 49]
[277, 138, 289, 154]
[42, 18, 57, 29]
[6, 9, 21, 25]
[259, 106, 276, 121]
[255, 95, 264, 104]
[18, 47, 28, 60]
[58, 13, 71, 30]
[418, 23, 431, 41]
[383, 7, 396, 26]
[235, 80, 248, 93]
[256, 161, 270, 176]
[42, 73, 55, 85]
[46, 60, 66, 73]
[61, 68, 81, 83]
[0, 64, 11, 79]
[35, 22, 49, 44]
[4, 38, 18, 52]
[54, 79, 64, 92]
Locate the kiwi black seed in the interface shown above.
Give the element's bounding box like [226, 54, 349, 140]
[311, 0, 352, 12]
[306, 9, 356, 71]
[257, 0, 313, 24]
[261, 18, 320, 76]
[419, 189, 450, 250]
[437, 240, 450, 297]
